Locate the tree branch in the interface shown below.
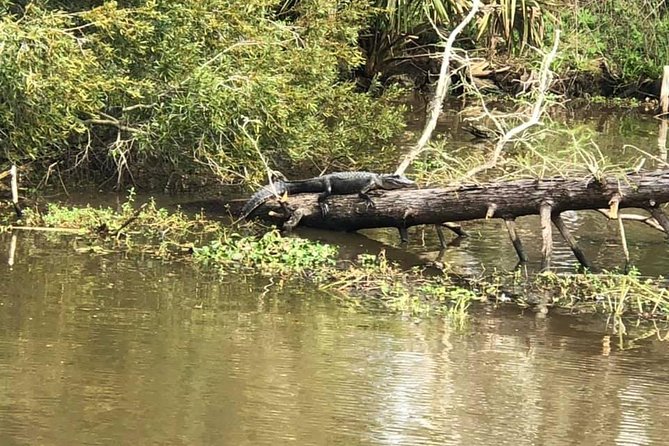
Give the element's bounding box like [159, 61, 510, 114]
[395, 0, 482, 176]
[461, 29, 561, 181]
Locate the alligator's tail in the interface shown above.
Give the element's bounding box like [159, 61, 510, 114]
[240, 181, 287, 219]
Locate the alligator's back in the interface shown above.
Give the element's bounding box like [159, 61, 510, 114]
[284, 171, 376, 195]
[240, 181, 287, 219]
[241, 171, 413, 219]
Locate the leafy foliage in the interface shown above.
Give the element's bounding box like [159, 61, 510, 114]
[194, 229, 338, 274]
[358, 0, 555, 81]
[559, 0, 669, 81]
[0, 0, 406, 185]
[17, 190, 221, 256]
[477, 0, 556, 52]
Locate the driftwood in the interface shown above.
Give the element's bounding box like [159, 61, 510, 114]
[247, 169, 669, 270]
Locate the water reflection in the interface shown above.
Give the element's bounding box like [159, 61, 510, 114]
[363, 208, 669, 276]
[1, 233, 669, 445]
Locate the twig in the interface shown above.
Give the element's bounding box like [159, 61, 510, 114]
[10, 165, 22, 218]
[617, 214, 630, 267]
[238, 119, 285, 203]
[395, 0, 481, 176]
[4, 226, 87, 234]
[461, 29, 561, 181]
[596, 209, 665, 232]
[112, 203, 148, 237]
[231, 119, 286, 224]
[647, 205, 669, 234]
[504, 218, 529, 263]
[122, 103, 157, 112]
[83, 118, 144, 134]
[552, 213, 593, 270]
[8, 233, 17, 268]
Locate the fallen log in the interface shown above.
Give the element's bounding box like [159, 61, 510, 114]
[246, 169, 669, 270]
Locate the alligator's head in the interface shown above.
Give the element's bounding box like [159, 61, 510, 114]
[378, 174, 416, 189]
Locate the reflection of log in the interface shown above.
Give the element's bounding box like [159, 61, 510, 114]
[249, 169, 669, 268]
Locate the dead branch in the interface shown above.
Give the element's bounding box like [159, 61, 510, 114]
[394, 0, 481, 176]
[504, 218, 529, 263]
[84, 118, 144, 134]
[461, 29, 561, 181]
[647, 205, 669, 233]
[596, 209, 664, 232]
[553, 213, 593, 269]
[10, 165, 21, 218]
[539, 202, 553, 271]
[248, 169, 669, 235]
[4, 226, 87, 234]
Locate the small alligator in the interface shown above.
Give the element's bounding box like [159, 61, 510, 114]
[240, 171, 415, 219]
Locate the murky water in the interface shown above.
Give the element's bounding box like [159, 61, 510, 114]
[2, 106, 669, 445]
[1, 232, 669, 446]
[360, 207, 669, 276]
[359, 101, 669, 276]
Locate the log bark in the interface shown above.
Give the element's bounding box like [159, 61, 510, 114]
[250, 169, 669, 235]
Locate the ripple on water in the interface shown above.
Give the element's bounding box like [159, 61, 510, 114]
[1, 228, 669, 445]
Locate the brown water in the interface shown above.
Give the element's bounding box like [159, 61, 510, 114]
[1, 231, 669, 446]
[2, 107, 669, 445]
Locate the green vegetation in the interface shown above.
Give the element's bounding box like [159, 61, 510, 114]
[0, 0, 406, 185]
[194, 229, 338, 274]
[559, 0, 669, 83]
[6, 195, 669, 323]
[533, 269, 669, 317]
[3, 0, 669, 345]
[323, 252, 482, 322]
[360, 0, 555, 81]
[9, 191, 221, 257]
[0, 0, 666, 193]
[5, 0, 668, 190]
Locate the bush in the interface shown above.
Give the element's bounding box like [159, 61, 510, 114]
[0, 1, 406, 185]
[559, 0, 669, 82]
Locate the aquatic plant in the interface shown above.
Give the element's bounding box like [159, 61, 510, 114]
[15, 189, 221, 257]
[5, 191, 669, 329]
[193, 229, 338, 275]
[323, 251, 484, 320]
[531, 269, 669, 319]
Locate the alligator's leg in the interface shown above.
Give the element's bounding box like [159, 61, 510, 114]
[398, 227, 409, 243]
[317, 178, 333, 217]
[358, 180, 377, 209]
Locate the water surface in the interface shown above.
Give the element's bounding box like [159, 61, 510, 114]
[1, 232, 668, 445]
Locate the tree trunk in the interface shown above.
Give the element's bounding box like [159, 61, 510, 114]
[250, 169, 669, 235]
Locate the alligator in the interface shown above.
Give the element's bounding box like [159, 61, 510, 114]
[240, 171, 415, 219]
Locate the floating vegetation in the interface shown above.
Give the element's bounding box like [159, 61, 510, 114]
[527, 269, 669, 319]
[193, 230, 338, 275]
[3, 195, 669, 325]
[4, 190, 221, 258]
[322, 252, 483, 321]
